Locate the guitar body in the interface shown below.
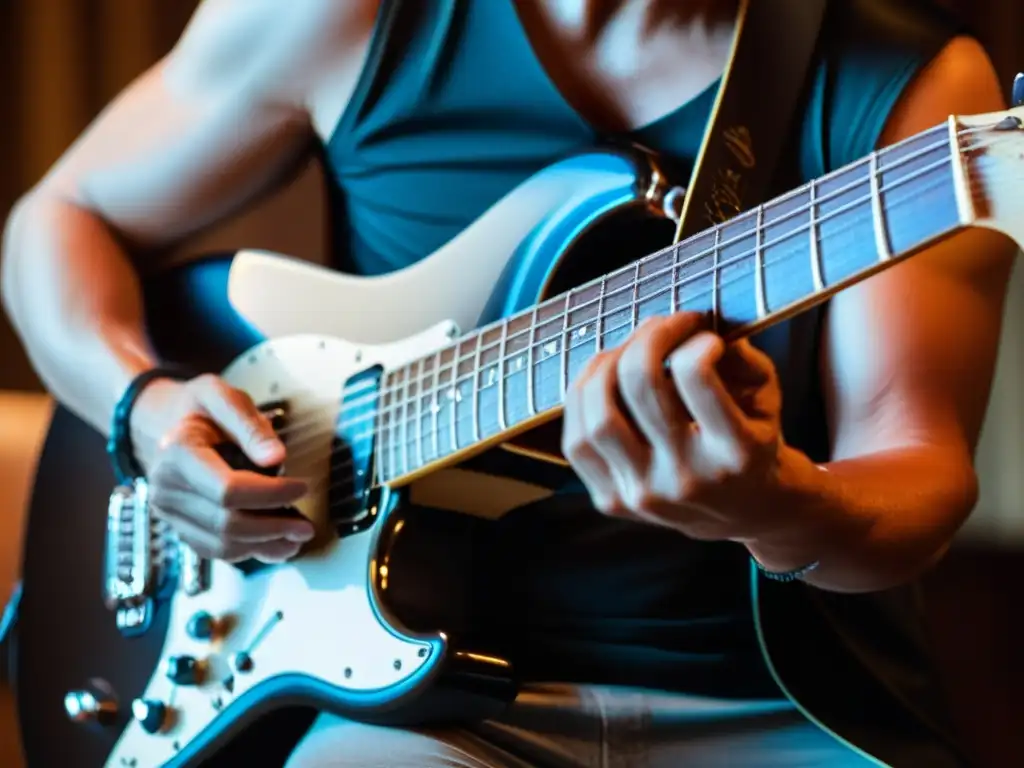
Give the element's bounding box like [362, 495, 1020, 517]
[14, 148, 681, 768]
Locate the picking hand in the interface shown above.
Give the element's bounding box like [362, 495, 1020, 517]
[131, 374, 314, 563]
[562, 312, 786, 542]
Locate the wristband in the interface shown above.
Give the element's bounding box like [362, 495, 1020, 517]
[752, 556, 820, 583]
[107, 366, 191, 484]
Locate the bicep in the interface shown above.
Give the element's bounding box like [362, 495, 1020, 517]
[821, 36, 1018, 460]
[36, 0, 318, 251]
[822, 228, 1015, 460]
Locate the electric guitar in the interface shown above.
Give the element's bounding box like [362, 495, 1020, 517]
[13, 103, 1024, 768]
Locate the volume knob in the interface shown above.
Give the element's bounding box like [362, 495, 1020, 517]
[165, 655, 204, 686]
[64, 689, 117, 725]
[132, 698, 168, 734]
[186, 611, 216, 641]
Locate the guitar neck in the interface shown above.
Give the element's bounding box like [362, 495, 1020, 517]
[377, 119, 973, 484]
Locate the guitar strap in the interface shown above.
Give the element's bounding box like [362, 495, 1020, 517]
[674, 0, 828, 242]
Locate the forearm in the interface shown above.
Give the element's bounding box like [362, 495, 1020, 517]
[745, 443, 978, 593]
[1, 191, 157, 436]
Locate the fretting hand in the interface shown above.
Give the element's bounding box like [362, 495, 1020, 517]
[562, 311, 792, 542]
[131, 375, 315, 563]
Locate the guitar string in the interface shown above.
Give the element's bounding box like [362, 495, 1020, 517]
[264, 125, 1003, 434]
[281, 157, 1017, 504]
[277, 125, 965, 413]
[271, 141, 1012, 488]
[261, 131, 1007, 456]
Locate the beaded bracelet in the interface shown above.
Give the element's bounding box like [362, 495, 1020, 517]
[752, 556, 820, 583]
[106, 367, 190, 484]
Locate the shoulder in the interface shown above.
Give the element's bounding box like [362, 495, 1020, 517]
[162, 0, 381, 108]
[800, 0, 972, 174]
[879, 36, 1004, 146]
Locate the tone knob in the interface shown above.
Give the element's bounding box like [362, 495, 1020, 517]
[131, 698, 168, 734]
[64, 689, 117, 725]
[186, 611, 216, 641]
[165, 655, 204, 686]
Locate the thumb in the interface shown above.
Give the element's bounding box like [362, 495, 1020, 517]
[192, 375, 284, 466]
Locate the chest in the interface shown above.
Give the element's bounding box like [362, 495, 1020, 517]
[510, 0, 736, 132]
[307, 0, 735, 143]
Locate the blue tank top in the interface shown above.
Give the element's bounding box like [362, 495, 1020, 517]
[321, 0, 958, 702]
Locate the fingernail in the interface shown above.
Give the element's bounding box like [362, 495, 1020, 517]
[286, 525, 315, 542]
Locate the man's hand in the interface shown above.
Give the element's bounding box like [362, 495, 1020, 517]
[562, 312, 794, 542]
[131, 375, 314, 564]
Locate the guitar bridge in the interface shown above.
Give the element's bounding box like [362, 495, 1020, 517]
[103, 478, 178, 637]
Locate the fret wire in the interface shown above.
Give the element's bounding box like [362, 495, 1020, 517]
[431, 349, 441, 461]
[561, 291, 571, 399]
[526, 307, 538, 416]
[411, 360, 423, 470]
[670, 244, 680, 313]
[631, 261, 641, 331]
[387, 376, 400, 482]
[947, 115, 975, 224]
[596, 277, 607, 352]
[471, 334, 482, 443]
[808, 178, 824, 292]
[497, 320, 508, 431]
[712, 226, 721, 334]
[754, 205, 767, 319]
[869, 151, 891, 261]
[400, 367, 411, 476]
[448, 356, 458, 453]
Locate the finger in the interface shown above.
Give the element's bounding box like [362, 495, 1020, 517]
[561, 390, 618, 511]
[249, 538, 304, 564]
[156, 511, 252, 562]
[616, 316, 698, 450]
[668, 332, 747, 443]
[721, 339, 780, 417]
[167, 444, 309, 509]
[580, 355, 650, 483]
[152, 488, 314, 543]
[193, 375, 284, 466]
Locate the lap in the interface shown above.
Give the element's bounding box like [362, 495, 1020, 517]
[283, 715, 531, 768]
[285, 685, 877, 768]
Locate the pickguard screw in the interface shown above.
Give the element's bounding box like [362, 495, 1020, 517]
[393, 659, 402, 670]
[344, 667, 353, 678]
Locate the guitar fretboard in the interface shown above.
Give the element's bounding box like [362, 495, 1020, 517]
[375, 122, 969, 483]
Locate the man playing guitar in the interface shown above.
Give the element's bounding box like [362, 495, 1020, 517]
[1, 1, 1017, 765]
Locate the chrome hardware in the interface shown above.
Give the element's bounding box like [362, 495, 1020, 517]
[232, 651, 254, 674]
[131, 698, 169, 734]
[1013, 73, 1024, 108]
[180, 545, 210, 597]
[103, 478, 179, 635]
[659, 185, 687, 224]
[64, 683, 118, 725]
